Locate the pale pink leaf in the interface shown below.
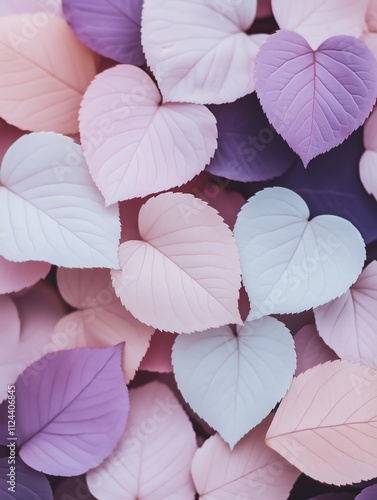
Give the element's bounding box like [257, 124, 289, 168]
[139, 330, 176, 373]
[79, 64, 217, 204]
[53, 268, 154, 382]
[87, 381, 197, 500]
[192, 415, 300, 500]
[0, 1, 62, 16]
[141, 0, 267, 104]
[314, 261, 377, 367]
[363, 105, 377, 151]
[266, 360, 377, 485]
[366, 0, 377, 32]
[0, 257, 50, 294]
[294, 324, 337, 376]
[0, 133, 120, 268]
[173, 316, 296, 447]
[112, 192, 242, 333]
[271, 0, 369, 49]
[360, 105, 377, 200]
[360, 150, 377, 200]
[0, 15, 96, 134]
[0, 282, 65, 401]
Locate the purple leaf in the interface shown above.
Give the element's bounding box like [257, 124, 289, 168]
[15, 345, 129, 476]
[256, 128, 377, 245]
[356, 484, 377, 499]
[206, 93, 297, 182]
[0, 457, 53, 500]
[255, 30, 377, 166]
[62, 0, 145, 65]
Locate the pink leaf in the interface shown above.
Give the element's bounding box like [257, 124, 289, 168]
[294, 324, 337, 376]
[173, 316, 296, 448]
[0, 282, 65, 402]
[255, 31, 377, 166]
[266, 360, 377, 485]
[192, 415, 300, 499]
[360, 105, 377, 200]
[87, 381, 197, 499]
[363, 105, 377, 152]
[16, 345, 129, 476]
[0, 0, 62, 16]
[53, 268, 154, 382]
[79, 64, 217, 204]
[111, 192, 242, 333]
[141, 0, 267, 104]
[314, 261, 377, 367]
[271, 0, 369, 49]
[0, 15, 96, 134]
[0, 133, 121, 268]
[0, 257, 50, 294]
[360, 150, 377, 200]
[139, 330, 176, 373]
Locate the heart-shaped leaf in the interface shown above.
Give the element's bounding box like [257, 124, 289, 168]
[255, 31, 377, 166]
[266, 360, 377, 485]
[269, 129, 377, 245]
[87, 382, 197, 499]
[172, 316, 296, 448]
[16, 344, 129, 476]
[0, 457, 53, 500]
[192, 416, 300, 500]
[111, 192, 242, 333]
[0, 133, 120, 268]
[0, 283, 65, 402]
[53, 267, 154, 382]
[141, 0, 266, 104]
[271, 0, 369, 49]
[294, 324, 337, 376]
[79, 65, 217, 204]
[314, 261, 377, 367]
[63, 0, 144, 65]
[0, 15, 96, 134]
[234, 187, 366, 319]
[356, 484, 377, 499]
[207, 93, 297, 182]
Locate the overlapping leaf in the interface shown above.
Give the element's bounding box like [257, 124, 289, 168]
[192, 416, 300, 500]
[53, 267, 154, 381]
[173, 317, 296, 447]
[87, 382, 197, 499]
[0, 15, 96, 133]
[0, 133, 120, 268]
[112, 192, 242, 333]
[79, 65, 217, 203]
[255, 31, 377, 166]
[234, 187, 366, 318]
[141, 0, 266, 104]
[266, 360, 377, 485]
